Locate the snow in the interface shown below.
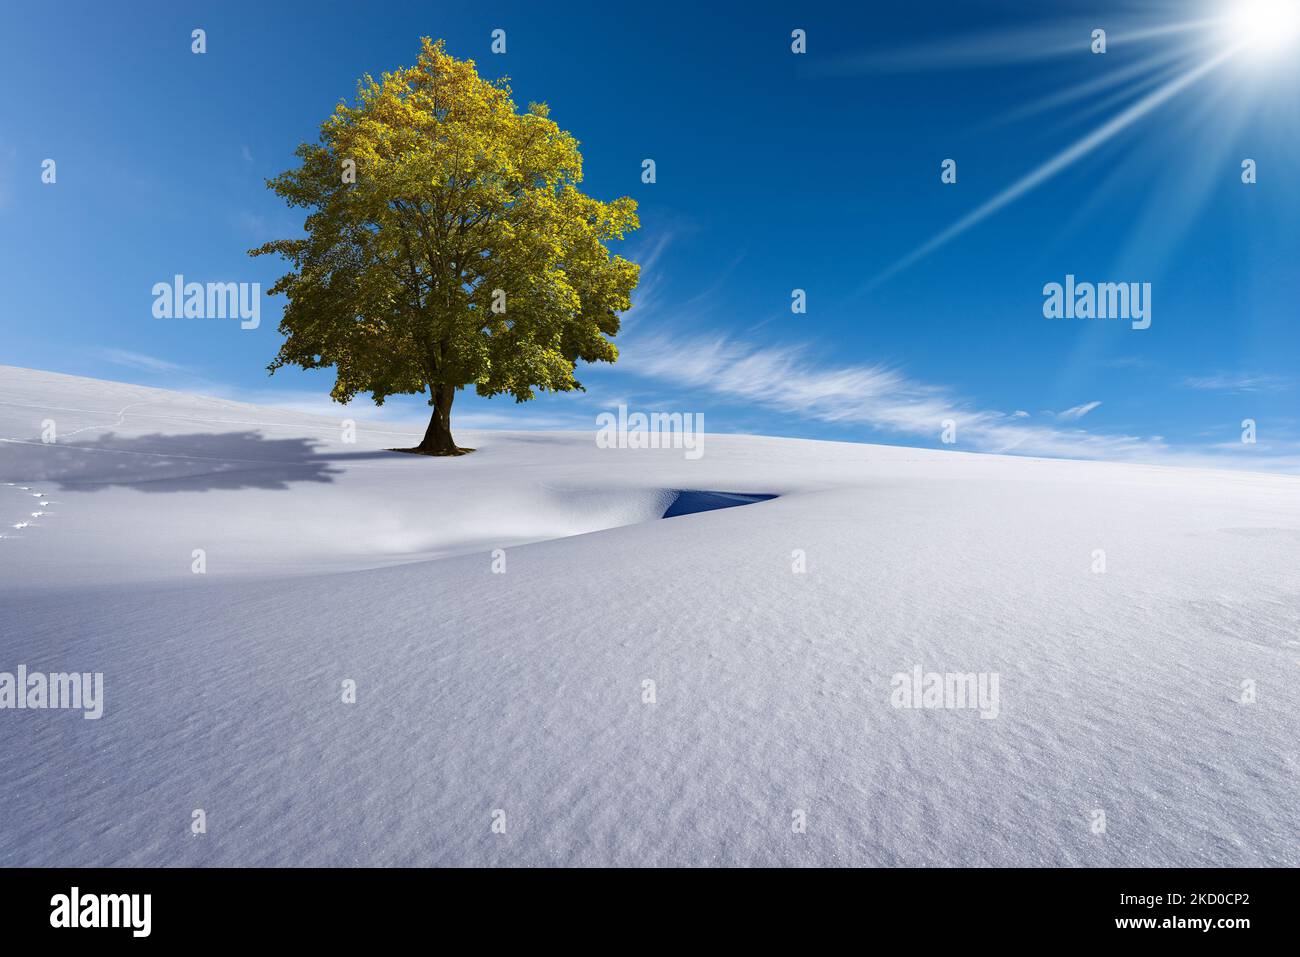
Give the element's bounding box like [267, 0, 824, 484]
[1, 364, 1297, 866]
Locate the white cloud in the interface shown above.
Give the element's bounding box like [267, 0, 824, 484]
[619, 333, 1300, 471]
[625, 334, 1163, 460]
[616, 229, 677, 332]
[1057, 401, 1102, 421]
[97, 348, 192, 376]
[1182, 372, 1291, 393]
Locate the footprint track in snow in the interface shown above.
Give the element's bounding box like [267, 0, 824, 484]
[0, 483, 57, 540]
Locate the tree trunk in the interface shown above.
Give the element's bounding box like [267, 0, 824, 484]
[415, 383, 469, 455]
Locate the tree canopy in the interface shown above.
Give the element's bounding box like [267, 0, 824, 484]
[252, 38, 640, 454]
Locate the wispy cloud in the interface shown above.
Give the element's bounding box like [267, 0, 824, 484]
[1182, 372, 1291, 393]
[97, 348, 193, 376]
[624, 333, 1166, 461]
[622, 330, 1300, 471]
[1057, 401, 1102, 421]
[618, 229, 676, 331]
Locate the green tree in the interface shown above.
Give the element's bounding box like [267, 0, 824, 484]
[252, 38, 640, 455]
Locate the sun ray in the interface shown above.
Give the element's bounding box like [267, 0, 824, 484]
[855, 42, 1246, 294]
[986, 40, 1203, 129]
[1035, 53, 1200, 139]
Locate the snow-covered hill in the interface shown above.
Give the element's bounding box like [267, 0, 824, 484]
[1, 365, 1296, 866]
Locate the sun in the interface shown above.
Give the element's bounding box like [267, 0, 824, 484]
[1224, 0, 1300, 55]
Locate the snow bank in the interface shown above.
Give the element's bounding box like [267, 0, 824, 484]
[1, 365, 1297, 866]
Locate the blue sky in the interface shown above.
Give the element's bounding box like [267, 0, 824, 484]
[2, 0, 1298, 469]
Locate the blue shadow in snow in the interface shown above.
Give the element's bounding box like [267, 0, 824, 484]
[662, 490, 777, 518]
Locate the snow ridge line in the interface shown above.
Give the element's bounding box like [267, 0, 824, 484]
[0, 397, 424, 444]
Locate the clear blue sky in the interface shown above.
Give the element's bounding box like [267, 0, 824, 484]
[2, 0, 1297, 469]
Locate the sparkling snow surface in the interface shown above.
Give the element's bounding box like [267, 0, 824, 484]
[1, 366, 1297, 866]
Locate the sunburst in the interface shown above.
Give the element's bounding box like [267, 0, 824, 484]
[855, 0, 1300, 291]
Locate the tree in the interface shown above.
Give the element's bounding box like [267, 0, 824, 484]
[252, 38, 640, 455]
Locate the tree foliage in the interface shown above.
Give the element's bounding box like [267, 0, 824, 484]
[251, 38, 640, 452]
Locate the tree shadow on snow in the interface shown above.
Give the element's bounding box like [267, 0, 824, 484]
[0, 430, 395, 492]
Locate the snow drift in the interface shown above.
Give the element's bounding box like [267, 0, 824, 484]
[0, 365, 1297, 866]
